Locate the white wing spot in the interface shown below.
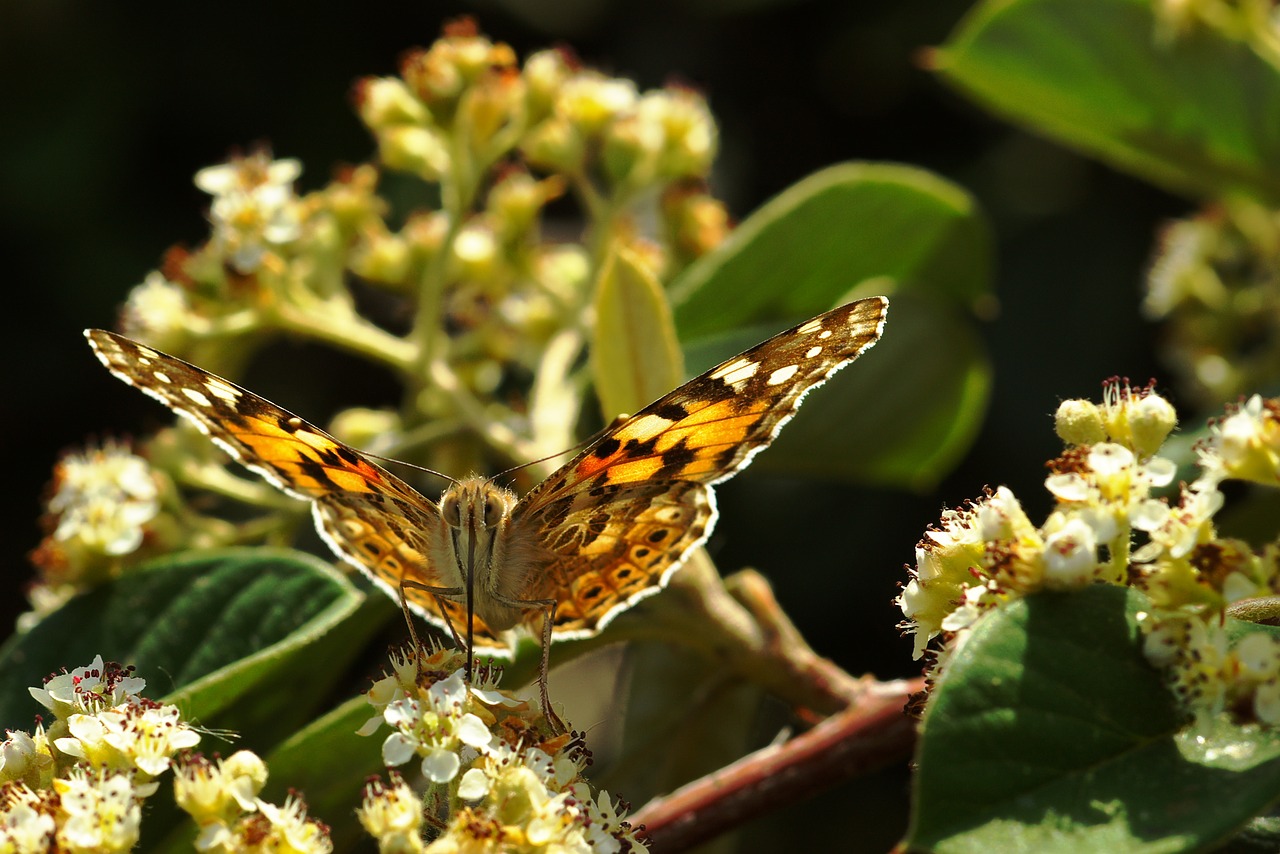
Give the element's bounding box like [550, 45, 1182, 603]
[204, 378, 241, 403]
[818, 330, 833, 340]
[152, 370, 172, 384]
[767, 364, 800, 385]
[182, 387, 213, 408]
[805, 346, 822, 359]
[715, 359, 759, 388]
[797, 319, 822, 335]
[625, 413, 676, 441]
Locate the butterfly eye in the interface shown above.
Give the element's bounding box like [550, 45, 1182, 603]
[441, 493, 461, 528]
[483, 494, 505, 527]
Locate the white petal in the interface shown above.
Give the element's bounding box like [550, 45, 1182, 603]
[457, 768, 490, 801]
[382, 733, 417, 767]
[421, 747, 461, 783]
[456, 714, 492, 749]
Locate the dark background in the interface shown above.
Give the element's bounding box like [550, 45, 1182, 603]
[2, 0, 1183, 847]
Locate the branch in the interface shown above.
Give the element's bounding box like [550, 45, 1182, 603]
[631, 676, 923, 851]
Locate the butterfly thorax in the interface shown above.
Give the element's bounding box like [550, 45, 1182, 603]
[436, 477, 528, 631]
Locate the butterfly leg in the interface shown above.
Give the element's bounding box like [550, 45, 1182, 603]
[490, 590, 566, 735]
[400, 578, 470, 672]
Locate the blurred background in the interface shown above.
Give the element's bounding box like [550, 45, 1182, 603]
[1, 0, 1183, 847]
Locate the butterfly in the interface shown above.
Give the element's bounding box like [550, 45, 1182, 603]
[86, 296, 887, 727]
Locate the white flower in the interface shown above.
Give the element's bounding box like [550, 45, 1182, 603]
[1042, 516, 1098, 588]
[357, 774, 424, 853]
[0, 784, 55, 852]
[379, 671, 493, 785]
[1131, 483, 1223, 562]
[30, 656, 146, 720]
[100, 703, 202, 777]
[47, 446, 159, 558]
[121, 272, 195, 345]
[54, 768, 142, 853]
[251, 796, 332, 853]
[195, 152, 304, 273]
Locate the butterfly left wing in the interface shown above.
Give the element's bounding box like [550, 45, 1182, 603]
[506, 297, 889, 637]
[85, 330, 462, 623]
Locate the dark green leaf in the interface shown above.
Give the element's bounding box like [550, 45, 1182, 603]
[670, 161, 992, 339]
[936, 0, 1280, 203]
[0, 548, 363, 731]
[906, 586, 1280, 852]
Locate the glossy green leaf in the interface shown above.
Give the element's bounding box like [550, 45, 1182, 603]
[593, 245, 685, 419]
[936, 0, 1280, 203]
[0, 548, 364, 731]
[670, 161, 993, 339]
[906, 586, 1280, 853]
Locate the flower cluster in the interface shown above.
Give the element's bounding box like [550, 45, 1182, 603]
[25, 439, 236, 632]
[173, 751, 331, 854]
[900, 381, 1280, 726]
[0, 655, 201, 851]
[26, 443, 162, 626]
[357, 645, 646, 852]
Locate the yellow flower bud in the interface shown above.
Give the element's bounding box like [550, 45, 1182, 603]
[556, 73, 637, 136]
[1055, 398, 1106, 446]
[377, 126, 449, 180]
[1129, 392, 1178, 458]
[355, 77, 429, 130]
[523, 49, 576, 122]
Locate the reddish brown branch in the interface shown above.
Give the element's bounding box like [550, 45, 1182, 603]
[631, 677, 922, 852]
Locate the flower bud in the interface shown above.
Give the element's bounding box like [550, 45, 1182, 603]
[350, 226, 412, 286]
[377, 126, 449, 180]
[639, 88, 717, 179]
[523, 49, 576, 122]
[556, 74, 637, 136]
[355, 77, 429, 130]
[488, 171, 565, 244]
[1055, 399, 1106, 446]
[1128, 392, 1178, 458]
[520, 117, 584, 174]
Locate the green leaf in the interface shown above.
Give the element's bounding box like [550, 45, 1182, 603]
[670, 161, 993, 339]
[754, 293, 991, 488]
[906, 586, 1280, 853]
[0, 548, 364, 731]
[936, 0, 1280, 203]
[600, 641, 763, 808]
[593, 245, 685, 418]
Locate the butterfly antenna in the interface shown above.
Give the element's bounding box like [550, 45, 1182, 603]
[489, 417, 628, 485]
[362, 452, 460, 487]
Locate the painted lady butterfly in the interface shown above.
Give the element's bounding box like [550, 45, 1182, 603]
[87, 297, 887, 722]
